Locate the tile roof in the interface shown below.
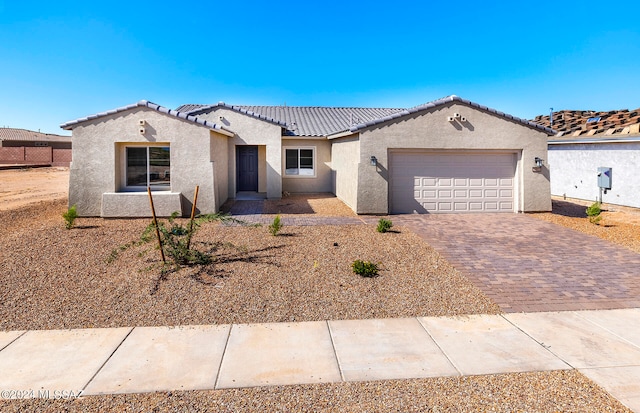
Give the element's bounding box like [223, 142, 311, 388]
[60, 100, 235, 136]
[0, 128, 71, 142]
[179, 95, 555, 137]
[532, 108, 640, 141]
[177, 102, 404, 137]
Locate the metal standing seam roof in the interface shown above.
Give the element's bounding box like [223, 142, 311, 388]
[0, 128, 71, 142]
[60, 100, 235, 136]
[178, 95, 556, 137]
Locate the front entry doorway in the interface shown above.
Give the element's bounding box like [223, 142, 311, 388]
[236, 145, 259, 192]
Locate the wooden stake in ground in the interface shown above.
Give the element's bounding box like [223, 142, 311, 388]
[147, 187, 166, 264]
[186, 185, 199, 250]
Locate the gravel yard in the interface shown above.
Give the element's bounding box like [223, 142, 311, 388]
[0, 199, 498, 331]
[1, 196, 636, 412]
[530, 198, 640, 254]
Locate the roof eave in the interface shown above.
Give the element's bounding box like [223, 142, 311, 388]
[60, 100, 236, 136]
[347, 95, 557, 136]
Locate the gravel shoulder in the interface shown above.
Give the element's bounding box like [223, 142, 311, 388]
[0, 370, 630, 412]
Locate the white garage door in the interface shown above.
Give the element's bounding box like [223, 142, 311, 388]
[390, 151, 516, 213]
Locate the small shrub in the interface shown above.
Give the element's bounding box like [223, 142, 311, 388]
[268, 214, 282, 236]
[589, 215, 603, 225]
[586, 202, 602, 217]
[62, 205, 78, 230]
[376, 218, 393, 233]
[351, 259, 380, 277]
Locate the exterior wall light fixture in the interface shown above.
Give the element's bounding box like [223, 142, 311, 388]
[535, 157, 544, 167]
[370, 156, 378, 166]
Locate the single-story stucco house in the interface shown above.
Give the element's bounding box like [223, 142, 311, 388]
[60, 95, 554, 217]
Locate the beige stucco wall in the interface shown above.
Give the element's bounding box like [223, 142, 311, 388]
[197, 108, 283, 199]
[356, 102, 551, 214]
[281, 138, 332, 193]
[329, 135, 360, 211]
[68, 106, 229, 217]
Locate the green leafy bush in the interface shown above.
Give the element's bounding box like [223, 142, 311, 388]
[586, 202, 603, 225]
[351, 260, 380, 277]
[376, 218, 393, 233]
[586, 202, 602, 217]
[268, 214, 282, 236]
[62, 205, 78, 230]
[141, 212, 214, 266]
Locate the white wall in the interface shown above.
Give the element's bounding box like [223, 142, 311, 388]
[548, 141, 640, 208]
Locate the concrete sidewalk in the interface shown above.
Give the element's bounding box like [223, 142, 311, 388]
[1, 309, 639, 411]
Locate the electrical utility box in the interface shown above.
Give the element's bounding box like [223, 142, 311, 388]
[597, 167, 612, 190]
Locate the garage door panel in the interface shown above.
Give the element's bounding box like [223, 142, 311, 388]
[454, 202, 469, 211]
[484, 189, 498, 198]
[391, 152, 516, 214]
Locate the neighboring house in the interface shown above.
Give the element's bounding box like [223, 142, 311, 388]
[533, 109, 640, 208]
[0, 128, 72, 166]
[60, 95, 553, 217]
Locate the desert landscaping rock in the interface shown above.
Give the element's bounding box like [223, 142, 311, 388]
[0, 200, 499, 331]
[1, 194, 638, 412]
[0, 370, 631, 412]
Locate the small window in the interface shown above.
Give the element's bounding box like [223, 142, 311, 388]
[125, 146, 170, 189]
[284, 147, 315, 177]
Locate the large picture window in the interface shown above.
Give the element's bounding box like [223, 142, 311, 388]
[126, 146, 170, 189]
[284, 147, 315, 176]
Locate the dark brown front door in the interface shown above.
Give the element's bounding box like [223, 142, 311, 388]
[236, 146, 258, 192]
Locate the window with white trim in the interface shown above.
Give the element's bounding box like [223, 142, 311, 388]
[284, 147, 315, 176]
[125, 146, 170, 189]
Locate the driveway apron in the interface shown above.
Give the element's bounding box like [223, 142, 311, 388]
[396, 214, 640, 313]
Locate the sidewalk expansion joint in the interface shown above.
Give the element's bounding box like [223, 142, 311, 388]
[214, 324, 233, 390]
[325, 321, 346, 382]
[415, 317, 463, 376]
[81, 326, 135, 393]
[499, 314, 575, 369]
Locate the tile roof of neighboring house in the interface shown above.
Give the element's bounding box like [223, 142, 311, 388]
[0, 128, 71, 142]
[178, 95, 556, 137]
[60, 100, 235, 136]
[532, 108, 640, 141]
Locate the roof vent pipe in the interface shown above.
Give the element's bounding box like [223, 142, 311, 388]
[550, 107, 554, 127]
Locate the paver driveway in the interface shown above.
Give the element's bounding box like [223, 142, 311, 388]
[396, 214, 640, 313]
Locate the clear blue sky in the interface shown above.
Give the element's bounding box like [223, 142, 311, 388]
[1, 0, 639, 135]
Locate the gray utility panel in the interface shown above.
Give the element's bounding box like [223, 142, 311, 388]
[597, 167, 612, 190]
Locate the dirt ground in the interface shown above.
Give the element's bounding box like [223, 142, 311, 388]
[0, 167, 69, 211]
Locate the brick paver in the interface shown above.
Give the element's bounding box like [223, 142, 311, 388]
[395, 214, 640, 313]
